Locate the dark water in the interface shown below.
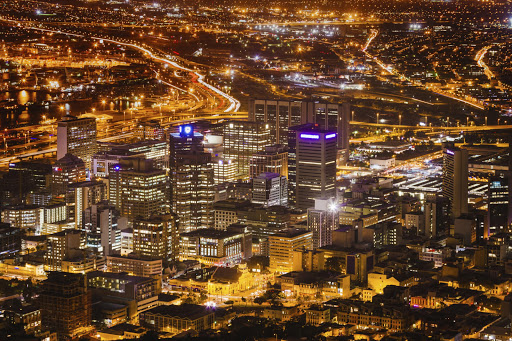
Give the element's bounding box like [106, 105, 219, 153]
[0, 90, 137, 128]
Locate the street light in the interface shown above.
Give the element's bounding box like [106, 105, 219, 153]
[399, 114, 402, 126]
[376, 112, 380, 125]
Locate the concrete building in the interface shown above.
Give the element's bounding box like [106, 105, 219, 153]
[57, 115, 97, 168]
[106, 254, 162, 277]
[133, 214, 179, 261]
[139, 304, 214, 334]
[51, 153, 86, 196]
[442, 146, 468, 218]
[307, 198, 339, 249]
[109, 157, 167, 220]
[252, 172, 288, 207]
[250, 144, 288, 179]
[289, 125, 337, 209]
[222, 120, 272, 178]
[248, 100, 349, 162]
[269, 228, 313, 274]
[83, 202, 127, 256]
[38, 272, 92, 340]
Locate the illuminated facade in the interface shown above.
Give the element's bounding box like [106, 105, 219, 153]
[252, 172, 288, 207]
[289, 125, 337, 210]
[249, 100, 349, 162]
[179, 228, 251, 266]
[308, 198, 339, 249]
[222, 121, 272, 179]
[249, 144, 288, 179]
[133, 214, 179, 261]
[170, 125, 214, 233]
[442, 146, 468, 218]
[269, 228, 313, 274]
[83, 202, 127, 256]
[51, 153, 86, 196]
[57, 115, 97, 168]
[110, 158, 168, 220]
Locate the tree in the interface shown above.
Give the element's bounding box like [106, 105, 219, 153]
[325, 257, 343, 273]
[254, 297, 265, 305]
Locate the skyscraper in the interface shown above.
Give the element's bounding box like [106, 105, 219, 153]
[488, 172, 512, 235]
[83, 202, 127, 256]
[109, 157, 168, 220]
[133, 213, 179, 260]
[57, 115, 97, 169]
[51, 154, 86, 196]
[222, 121, 272, 179]
[170, 125, 214, 232]
[252, 172, 288, 207]
[248, 100, 350, 162]
[442, 146, 468, 218]
[289, 125, 337, 210]
[249, 144, 288, 179]
[307, 198, 339, 249]
[38, 272, 92, 340]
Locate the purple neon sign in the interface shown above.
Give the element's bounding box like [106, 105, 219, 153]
[300, 133, 320, 140]
[446, 150, 454, 156]
[325, 133, 337, 139]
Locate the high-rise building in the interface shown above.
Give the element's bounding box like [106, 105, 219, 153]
[2, 161, 52, 203]
[109, 158, 168, 220]
[269, 228, 313, 274]
[52, 154, 86, 196]
[83, 202, 127, 256]
[0, 223, 21, 259]
[308, 198, 339, 249]
[57, 115, 97, 168]
[289, 125, 337, 210]
[38, 272, 91, 340]
[249, 144, 288, 179]
[67, 181, 106, 228]
[45, 229, 82, 271]
[442, 146, 468, 218]
[169, 125, 214, 233]
[488, 172, 512, 235]
[212, 157, 237, 185]
[222, 121, 272, 178]
[133, 213, 179, 261]
[248, 100, 350, 162]
[252, 173, 288, 207]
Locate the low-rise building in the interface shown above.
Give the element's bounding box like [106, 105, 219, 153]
[139, 304, 214, 334]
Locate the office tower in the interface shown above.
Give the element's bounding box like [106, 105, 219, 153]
[442, 147, 468, 218]
[252, 173, 288, 207]
[212, 157, 237, 185]
[424, 194, 450, 238]
[2, 161, 52, 204]
[92, 140, 168, 178]
[289, 125, 337, 210]
[45, 229, 82, 271]
[269, 228, 313, 274]
[288, 123, 314, 207]
[488, 172, 512, 235]
[0, 223, 21, 259]
[51, 154, 86, 196]
[222, 121, 272, 178]
[249, 144, 288, 179]
[38, 272, 91, 340]
[109, 157, 167, 220]
[308, 198, 339, 249]
[83, 202, 127, 256]
[133, 214, 179, 261]
[248, 99, 350, 162]
[67, 181, 106, 228]
[174, 151, 214, 232]
[170, 125, 214, 233]
[57, 115, 97, 168]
